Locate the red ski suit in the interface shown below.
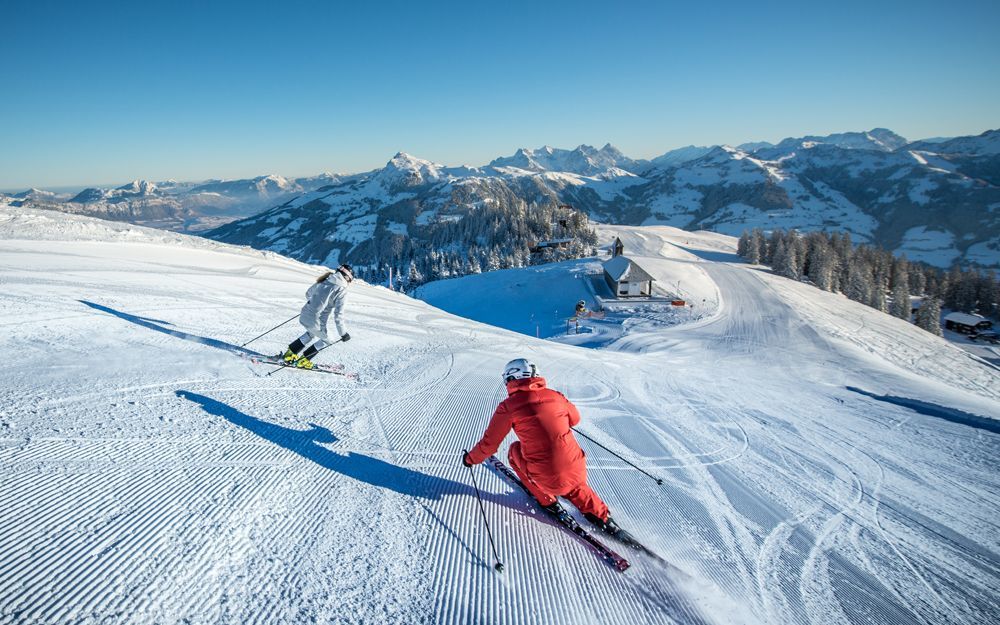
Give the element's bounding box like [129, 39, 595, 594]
[467, 377, 609, 521]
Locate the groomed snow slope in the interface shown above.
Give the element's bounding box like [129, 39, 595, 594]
[2, 209, 999, 625]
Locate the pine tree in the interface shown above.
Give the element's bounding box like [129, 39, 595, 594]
[977, 271, 999, 319]
[486, 249, 502, 271]
[870, 280, 888, 313]
[890, 282, 911, 320]
[847, 262, 872, 305]
[944, 266, 964, 309]
[737, 230, 750, 258]
[777, 242, 800, 279]
[865, 252, 890, 313]
[766, 230, 784, 265]
[407, 259, 423, 284]
[890, 257, 909, 290]
[750, 229, 766, 264]
[889, 259, 911, 319]
[807, 236, 834, 291]
[952, 269, 979, 313]
[787, 230, 806, 276]
[771, 238, 788, 273]
[909, 265, 927, 296]
[746, 229, 763, 264]
[915, 297, 943, 336]
[833, 232, 853, 292]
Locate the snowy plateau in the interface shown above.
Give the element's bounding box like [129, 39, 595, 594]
[1, 206, 998, 625]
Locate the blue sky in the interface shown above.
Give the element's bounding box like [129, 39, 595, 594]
[1, 0, 998, 189]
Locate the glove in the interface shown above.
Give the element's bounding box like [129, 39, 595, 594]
[340, 333, 351, 342]
[462, 453, 473, 467]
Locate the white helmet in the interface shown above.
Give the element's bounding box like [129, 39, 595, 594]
[502, 358, 538, 383]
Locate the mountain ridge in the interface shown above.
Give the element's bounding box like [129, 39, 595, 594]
[6, 127, 998, 268]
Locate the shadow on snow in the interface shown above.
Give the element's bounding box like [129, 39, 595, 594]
[847, 386, 1000, 435]
[80, 299, 266, 358]
[673, 245, 744, 264]
[176, 390, 507, 503]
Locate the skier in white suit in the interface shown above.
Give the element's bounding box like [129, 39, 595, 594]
[280, 264, 353, 369]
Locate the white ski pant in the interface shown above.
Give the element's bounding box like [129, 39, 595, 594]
[297, 331, 331, 351]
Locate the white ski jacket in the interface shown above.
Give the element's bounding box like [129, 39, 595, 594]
[299, 271, 349, 341]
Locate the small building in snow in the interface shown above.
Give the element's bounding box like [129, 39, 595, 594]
[943, 312, 993, 334]
[611, 237, 624, 258]
[603, 255, 654, 298]
[529, 238, 574, 253]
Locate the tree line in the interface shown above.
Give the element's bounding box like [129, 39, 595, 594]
[356, 200, 599, 289]
[737, 228, 1000, 336]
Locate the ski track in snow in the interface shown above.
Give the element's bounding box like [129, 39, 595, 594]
[1, 212, 999, 624]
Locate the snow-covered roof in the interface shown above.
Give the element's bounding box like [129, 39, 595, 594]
[602, 255, 654, 283]
[536, 238, 573, 247]
[944, 312, 991, 326]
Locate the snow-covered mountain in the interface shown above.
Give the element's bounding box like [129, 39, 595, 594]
[208, 152, 599, 283]
[754, 128, 909, 159]
[70, 179, 160, 202]
[8, 127, 999, 268]
[629, 140, 1000, 268]
[489, 144, 642, 176]
[904, 129, 1000, 187]
[8, 187, 72, 203]
[7, 173, 350, 233]
[204, 128, 1000, 271]
[649, 145, 715, 169]
[189, 173, 333, 198]
[906, 128, 1000, 156]
[2, 207, 998, 625]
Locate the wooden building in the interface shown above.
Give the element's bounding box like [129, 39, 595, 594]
[943, 312, 993, 334]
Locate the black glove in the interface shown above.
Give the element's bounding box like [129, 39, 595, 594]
[340, 333, 351, 342]
[462, 453, 473, 467]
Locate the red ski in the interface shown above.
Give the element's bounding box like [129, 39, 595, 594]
[486, 455, 631, 572]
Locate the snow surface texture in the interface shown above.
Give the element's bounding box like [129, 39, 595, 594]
[2, 208, 999, 625]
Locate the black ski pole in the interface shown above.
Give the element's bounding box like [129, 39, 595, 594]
[571, 427, 664, 485]
[463, 449, 504, 572]
[241, 314, 299, 348]
[265, 338, 343, 377]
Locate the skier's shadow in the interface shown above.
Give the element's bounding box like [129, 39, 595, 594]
[177, 390, 508, 570]
[177, 390, 507, 505]
[80, 300, 265, 358]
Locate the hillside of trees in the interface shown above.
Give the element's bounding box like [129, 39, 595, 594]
[737, 228, 1000, 337]
[361, 200, 599, 289]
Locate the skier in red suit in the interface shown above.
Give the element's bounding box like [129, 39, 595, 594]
[463, 358, 621, 535]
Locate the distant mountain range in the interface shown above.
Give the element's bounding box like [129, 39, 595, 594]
[1, 173, 349, 232]
[207, 128, 1000, 270]
[4, 128, 998, 268]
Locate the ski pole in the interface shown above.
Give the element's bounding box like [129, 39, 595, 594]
[241, 313, 299, 347]
[265, 338, 343, 377]
[571, 427, 664, 485]
[463, 449, 504, 573]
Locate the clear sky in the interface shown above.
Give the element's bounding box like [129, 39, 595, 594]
[2, 0, 998, 189]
